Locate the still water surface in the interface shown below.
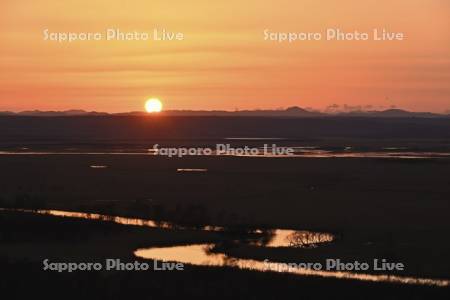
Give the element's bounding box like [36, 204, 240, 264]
[2, 208, 448, 287]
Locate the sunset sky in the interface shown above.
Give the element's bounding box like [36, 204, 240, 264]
[1, 0, 449, 113]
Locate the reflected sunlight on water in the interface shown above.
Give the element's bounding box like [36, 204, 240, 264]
[134, 244, 450, 287]
[0, 149, 449, 159]
[2, 208, 448, 288]
[177, 169, 208, 172]
[264, 230, 334, 248]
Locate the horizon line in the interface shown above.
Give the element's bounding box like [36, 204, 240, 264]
[1, 106, 449, 116]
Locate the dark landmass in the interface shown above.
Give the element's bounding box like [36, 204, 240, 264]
[1, 115, 449, 299]
[1, 155, 449, 279]
[1, 211, 449, 300]
[337, 108, 443, 118]
[1, 106, 448, 118]
[0, 116, 449, 149]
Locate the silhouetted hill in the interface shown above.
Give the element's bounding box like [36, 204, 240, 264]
[0, 111, 15, 116]
[1, 110, 108, 116]
[3, 106, 448, 118]
[338, 109, 441, 118]
[115, 106, 321, 117]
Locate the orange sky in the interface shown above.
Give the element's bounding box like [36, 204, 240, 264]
[1, 0, 449, 113]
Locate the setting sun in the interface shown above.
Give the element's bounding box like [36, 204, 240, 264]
[145, 98, 163, 113]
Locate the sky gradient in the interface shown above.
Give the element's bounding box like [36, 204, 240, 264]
[1, 0, 449, 113]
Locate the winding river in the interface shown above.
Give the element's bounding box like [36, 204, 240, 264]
[2, 208, 449, 287]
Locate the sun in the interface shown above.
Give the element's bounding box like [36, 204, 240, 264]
[145, 98, 163, 113]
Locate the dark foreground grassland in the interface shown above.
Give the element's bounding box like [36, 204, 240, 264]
[1, 116, 449, 299]
[1, 155, 449, 279]
[1, 211, 449, 300]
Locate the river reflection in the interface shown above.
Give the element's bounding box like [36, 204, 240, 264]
[0, 149, 449, 159]
[134, 244, 449, 287]
[177, 168, 208, 172]
[2, 208, 448, 287]
[262, 230, 335, 248]
[0, 209, 332, 248]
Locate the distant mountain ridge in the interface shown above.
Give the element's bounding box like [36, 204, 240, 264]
[337, 109, 443, 118]
[0, 109, 109, 116]
[119, 106, 323, 117]
[0, 107, 448, 118]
